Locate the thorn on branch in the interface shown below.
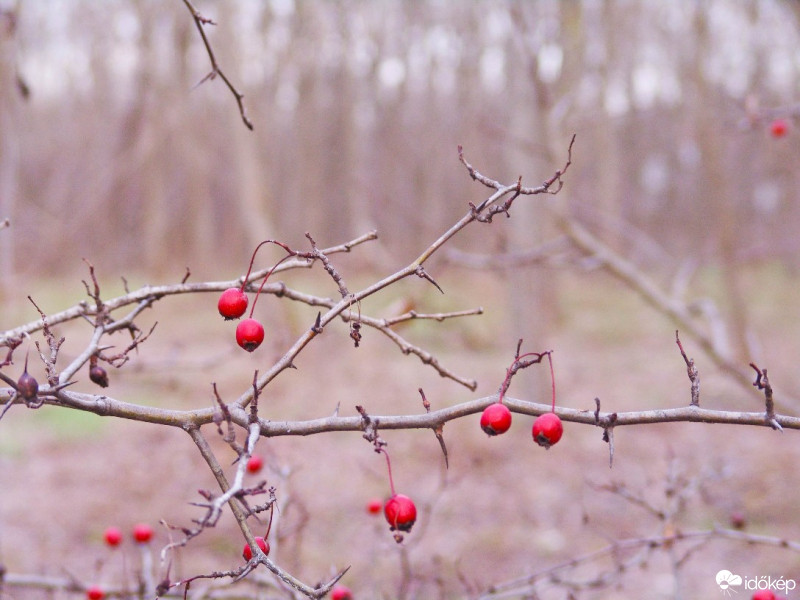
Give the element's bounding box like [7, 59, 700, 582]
[311, 312, 323, 334]
[212, 383, 237, 445]
[676, 331, 700, 407]
[414, 265, 444, 294]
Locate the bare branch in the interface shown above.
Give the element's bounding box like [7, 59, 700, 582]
[182, 0, 253, 130]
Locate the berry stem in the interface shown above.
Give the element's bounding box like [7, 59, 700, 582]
[547, 351, 556, 412]
[239, 239, 296, 293]
[248, 252, 297, 317]
[497, 349, 551, 404]
[378, 447, 397, 496]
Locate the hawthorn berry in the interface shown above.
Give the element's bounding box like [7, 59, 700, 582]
[384, 494, 417, 533]
[103, 526, 122, 547]
[218, 287, 248, 320]
[86, 585, 105, 600]
[132, 523, 153, 543]
[89, 364, 109, 388]
[770, 118, 789, 138]
[729, 510, 746, 530]
[236, 318, 265, 352]
[366, 498, 383, 515]
[532, 413, 563, 449]
[752, 591, 776, 600]
[331, 585, 353, 600]
[242, 536, 270, 560]
[16, 356, 38, 402]
[480, 402, 512, 436]
[246, 454, 263, 474]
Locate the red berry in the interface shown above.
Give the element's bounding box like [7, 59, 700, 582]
[236, 318, 265, 352]
[218, 287, 248, 320]
[480, 402, 512, 436]
[752, 591, 776, 600]
[366, 498, 382, 514]
[242, 536, 270, 560]
[729, 510, 746, 529]
[86, 586, 105, 600]
[331, 585, 353, 600]
[132, 523, 153, 543]
[384, 494, 416, 533]
[103, 526, 122, 547]
[770, 119, 789, 138]
[246, 454, 263, 473]
[532, 413, 563, 449]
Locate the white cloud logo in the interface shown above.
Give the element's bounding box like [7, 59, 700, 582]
[716, 570, 743, 595]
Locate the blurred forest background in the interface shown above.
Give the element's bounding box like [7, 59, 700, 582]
[1, 0, 799, 275]
[2, 2, 800, 598]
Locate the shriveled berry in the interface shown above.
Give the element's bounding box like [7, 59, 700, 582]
[532, 412, 563, 449]
[132, 523, 153, 543]
[236, 318, 265, 352]
[480, 402, 512, 436]
[246, 454, 263, 473]
[331, 585, 353, 600]
[17, 358, 38, 402]
[384, 494, 416, 533]
[242, 536, 269, 560]
[89, 364, 109, 388]
[366, 498, 382, 515]
[218, 287, 248, 320]
[86, 586, 105, 600]
[103, 526, 122, 547]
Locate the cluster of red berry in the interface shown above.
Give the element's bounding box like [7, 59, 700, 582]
[86, 525, 155, 599]
[103, 523, 154, 547]
[479, 350, 564, 448]
[218, 240, 298, 352]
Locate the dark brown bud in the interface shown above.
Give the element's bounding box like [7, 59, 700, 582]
[89, 364, 109, 388]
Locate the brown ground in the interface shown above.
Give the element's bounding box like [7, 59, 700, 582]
[2, 263, 799, 599]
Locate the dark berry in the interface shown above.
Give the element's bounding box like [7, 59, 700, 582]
[89, 364, 109, 388]
[17, 357, 38, 402]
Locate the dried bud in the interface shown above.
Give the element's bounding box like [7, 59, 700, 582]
[89, 364, 109, 388]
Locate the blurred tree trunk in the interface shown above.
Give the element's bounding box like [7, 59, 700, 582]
[0, 4, 21, 298]
[692, 6, 748, 362]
